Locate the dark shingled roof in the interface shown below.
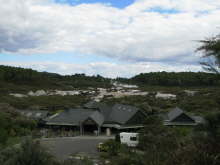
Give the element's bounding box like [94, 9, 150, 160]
[46, 109, 104, 126]
[167, 107, 184, 121]
[98, 104, 113, 121]
[164, 107, 199, 125]
[89, 111, 104, 126]
[107, 104, 139, 124]
[46, 102, 145, 127]
[84, 101, 113, 121]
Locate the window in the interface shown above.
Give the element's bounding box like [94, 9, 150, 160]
[130, 136, 137, 141]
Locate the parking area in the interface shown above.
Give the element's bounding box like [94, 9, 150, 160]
[40, 136, 114, 160]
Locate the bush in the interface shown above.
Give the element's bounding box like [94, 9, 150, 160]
[62, 158, 93, 165]
[0, 111, 37, 148]
[0, 138, 58, 165]
[112, 152, 145, 165]
[102, 139, 121, 156]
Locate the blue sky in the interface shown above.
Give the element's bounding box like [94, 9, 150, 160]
[0, 0, 219, 77]
[146, 7, 179, 14]
[54, 0, 135, 8]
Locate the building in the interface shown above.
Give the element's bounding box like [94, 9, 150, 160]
[44, 101, 147, 135]
[163, 107, 204, 126]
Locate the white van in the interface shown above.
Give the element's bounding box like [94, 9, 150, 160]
[119, 132, 139, 147]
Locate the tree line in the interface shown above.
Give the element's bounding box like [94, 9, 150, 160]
[129, 71, 220, 86]
[0, 65, 111, 89]
[115, 71, 220, 86]
[1, 65, 220, 89]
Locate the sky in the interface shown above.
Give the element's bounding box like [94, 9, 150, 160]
[0, 0, 220, 78]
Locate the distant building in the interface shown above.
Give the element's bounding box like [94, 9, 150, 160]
[163, 107, 204, 126]
[44, 101, 147, 135]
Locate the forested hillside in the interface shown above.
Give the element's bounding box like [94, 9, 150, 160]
[117, 72, 220, 86]
[0, 65, 111, 93]
[1, 65, 220, 91]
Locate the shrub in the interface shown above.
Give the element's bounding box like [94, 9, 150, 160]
[102, 139, 121, 156]
[0, 138, 58, 165]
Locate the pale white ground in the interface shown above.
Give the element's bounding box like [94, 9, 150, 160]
[155, 92, 176, 99]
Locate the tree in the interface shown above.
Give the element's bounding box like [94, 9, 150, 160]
[0, 112, 10, 146]
[138, 116, 180, 165]
[167, 112, 220, 165]
[197, 34, 220, 73]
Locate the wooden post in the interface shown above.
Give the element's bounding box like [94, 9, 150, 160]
[79, 122, 83, 136]
[98, 126, 101, 136]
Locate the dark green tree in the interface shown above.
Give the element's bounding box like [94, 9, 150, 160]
[0, 112, 10, 146]
[138, 116, 180, 165]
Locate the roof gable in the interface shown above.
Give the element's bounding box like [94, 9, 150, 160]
[168, 107, 195, 122]
[172, 113, 195, 123]
[107, 104, 139, 124]
[89, 111, 104, 126]
[168, 107, 184, 121]
[126, 110, 147, 125]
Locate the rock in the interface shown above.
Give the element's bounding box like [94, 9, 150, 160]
[35, 90, 47, 96]
[28, 91, 35, 96]
[9, 93, 27, 98]
[155, 92, 176, 99]
[53, 90, 80, 96]
[184, 90, 197, 96]
[105, 160, 110, 164]
[27, 90, 47, 96]
[66, 91, 80, 95]
[55, 90, 67, 96]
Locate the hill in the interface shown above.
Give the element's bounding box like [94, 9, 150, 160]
[0, 65, 219, 111]
[117, 71, 220, 87]
[0, 65, 111, 93]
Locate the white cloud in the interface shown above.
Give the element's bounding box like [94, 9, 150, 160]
[127, 0, 220, 12]
[0, 0, 220, 69]
[0, 61, 202, 78]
